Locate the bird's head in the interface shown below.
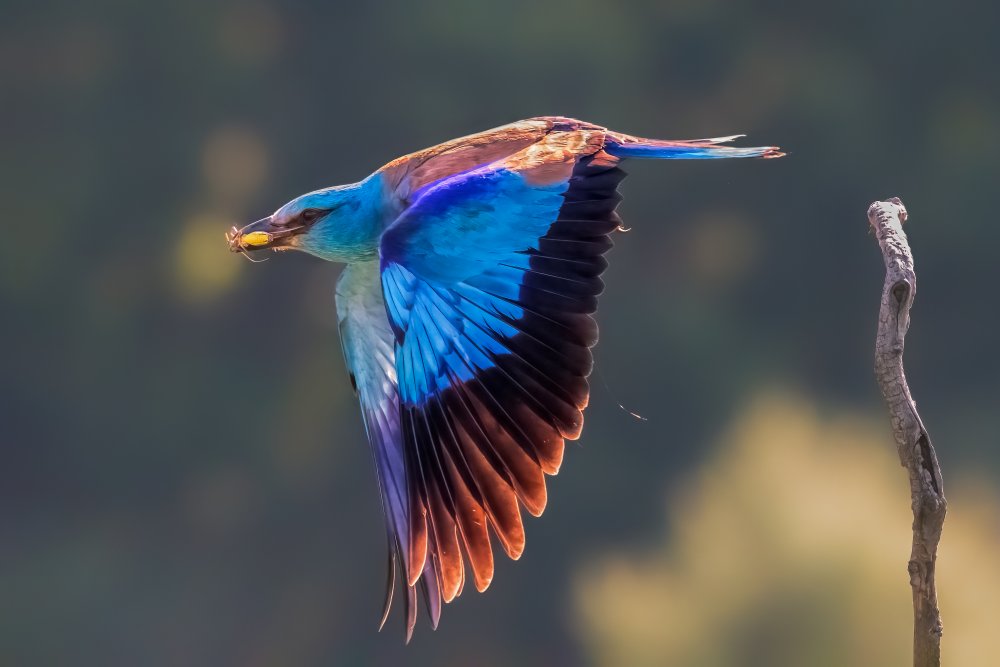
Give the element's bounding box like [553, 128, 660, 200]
[227, 181, 379, 263]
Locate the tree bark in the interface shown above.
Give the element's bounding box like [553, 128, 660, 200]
[868, 198, 947, 667]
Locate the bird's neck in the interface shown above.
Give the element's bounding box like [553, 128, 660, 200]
[297, 175, 392, 263]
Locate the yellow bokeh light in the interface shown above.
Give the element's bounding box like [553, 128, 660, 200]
[173, 213, 243, 303]
[576, 393, 1000, 667]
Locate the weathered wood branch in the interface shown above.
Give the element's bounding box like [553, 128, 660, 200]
[868, 198, 947, 667]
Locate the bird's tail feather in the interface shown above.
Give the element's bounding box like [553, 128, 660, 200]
[606, 131, 784, 160]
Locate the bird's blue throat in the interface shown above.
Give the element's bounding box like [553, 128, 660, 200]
[292, 174, 389, 264]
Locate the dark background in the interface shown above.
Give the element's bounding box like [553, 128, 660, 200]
[3, 1, 999, 665]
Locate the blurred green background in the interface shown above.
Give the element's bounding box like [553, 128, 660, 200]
[3, 1, 999, 665]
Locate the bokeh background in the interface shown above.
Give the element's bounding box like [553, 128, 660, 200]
[3, 1, 999, 665]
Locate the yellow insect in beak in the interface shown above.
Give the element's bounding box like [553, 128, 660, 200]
[240, 231, 273, 248]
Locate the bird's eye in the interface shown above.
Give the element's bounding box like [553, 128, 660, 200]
[300, 209, 323, 223]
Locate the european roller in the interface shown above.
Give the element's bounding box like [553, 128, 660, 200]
[227, 117, 782, 640]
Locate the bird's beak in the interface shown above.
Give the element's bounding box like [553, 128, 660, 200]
[226, 216, 291, 254]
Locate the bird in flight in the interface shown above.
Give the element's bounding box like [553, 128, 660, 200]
[227, 117, 781, 640]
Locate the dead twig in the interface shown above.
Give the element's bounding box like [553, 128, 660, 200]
[868, 198, 947, 667]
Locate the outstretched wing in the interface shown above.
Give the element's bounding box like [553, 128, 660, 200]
[346, 121, 778, 637]
[378, 131, 624, 626]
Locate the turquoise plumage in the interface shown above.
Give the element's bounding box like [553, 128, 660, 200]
[227, 117, 782, 640]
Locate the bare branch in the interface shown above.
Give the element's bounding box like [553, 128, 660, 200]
[868, 198, 947, 667]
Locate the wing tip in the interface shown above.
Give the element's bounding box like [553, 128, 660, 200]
[377, 549, 397, 632]
[522, 491, 547, 518]
[473, 572, 493, 593]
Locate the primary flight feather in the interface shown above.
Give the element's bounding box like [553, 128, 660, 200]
[227, 117, 782, 640]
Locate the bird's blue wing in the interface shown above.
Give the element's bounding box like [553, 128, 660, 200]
[378, 151, 624, 617]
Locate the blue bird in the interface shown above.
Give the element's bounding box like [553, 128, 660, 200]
[227, 117, 782, 640]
